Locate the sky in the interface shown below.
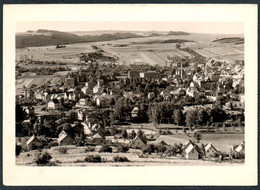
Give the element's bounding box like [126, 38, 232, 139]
[16, 21, 244, 34]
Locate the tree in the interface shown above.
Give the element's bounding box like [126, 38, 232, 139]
[34, 152, 52, 165]
[130, 130, 136, 139]
[172, 109, 185, 126]
[185, 110, 198, 131]
[121, 129, 128, 139]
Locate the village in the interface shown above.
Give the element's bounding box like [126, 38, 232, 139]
[15, 38, 245, 166]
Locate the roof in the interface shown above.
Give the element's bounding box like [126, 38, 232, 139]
[26, 135, 41, 145]
[205, 143, 218, 152]
[91, 133, 104, 140]
[58, 132, 73, 143]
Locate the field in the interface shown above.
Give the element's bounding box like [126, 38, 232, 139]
[16, 145, 243, 166]
[16, 33, 244, 66]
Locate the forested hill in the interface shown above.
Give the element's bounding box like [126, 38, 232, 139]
[16, 29, 191, 48]
[16, 30, 144, 48]
[16, 30, 82, 48]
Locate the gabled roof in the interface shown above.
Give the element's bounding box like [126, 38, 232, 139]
[26, 135, 41, 145]
[204, 143, 218, 152]
[130, 134, 146, 146]
[91, 133, 104, 140]
[182, 140, 196, 152]
[58, 132, 73, 143]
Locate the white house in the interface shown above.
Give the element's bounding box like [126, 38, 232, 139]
[204, 143, 218, 156]
[58, 132, 74, 145]
[26, 135, 42, 149]
[131, 107, 139, 118]
[182, 140, 199, 160]
[129, 135, 146, 149]
[47, 99, 61, 110]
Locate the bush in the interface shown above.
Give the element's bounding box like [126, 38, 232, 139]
[142, 145, 155, 154]
[113, 156, 130, 162]
[116, 145, 129, 153]
[34, 152, 52, 166]
[99, 145, 112, 153]
[85, 146, 95, 152]
[58, 147, 68, 154]
[233, 152, 245, 159]
[85, 155, 102, 163]
[50, 142, 58, 147]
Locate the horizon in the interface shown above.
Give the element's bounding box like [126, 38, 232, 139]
[16, 21, 244, 35]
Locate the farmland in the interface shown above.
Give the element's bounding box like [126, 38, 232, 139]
[16, 33, 244, 66]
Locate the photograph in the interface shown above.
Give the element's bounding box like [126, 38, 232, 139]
[15, 21, 245, 167]
[3, 4, 257, 186]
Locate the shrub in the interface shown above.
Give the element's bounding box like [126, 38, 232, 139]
[50, 142, 58, 147]
[113, 156, 130, 162]
[34, 152, 52, 166]
[84, 146, 95, 152]
[99, 145, 112, 153]
[116, 145, 129, 153]
[142, 145, 155, 154]
[233, 152, 245, 159]
[85, 155, 102, 163]
[58, 147, 68, 154]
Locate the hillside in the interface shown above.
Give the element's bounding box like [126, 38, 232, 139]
[16, 30, 82, 48]
[212, 37, 244, 44]
[16, 29, 191, 48]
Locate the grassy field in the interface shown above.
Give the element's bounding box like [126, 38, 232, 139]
[16, 145, 243, 166]
[16, 33, 244, 66]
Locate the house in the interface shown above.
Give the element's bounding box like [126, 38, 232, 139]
[95, 95, 111, 108]
[58, 132, 74, 145]
[131, 107, 139, 118]
[160, 91, 171, 100]
[170, 88, 186, 97]
[93, 85, 104, 94]
[128, 71, 140, 79]
[147, 92, 155, 99]
[129, 135, 146, 149]
[182, 140, 199, 160]
[81, 83, 92, 95]
[232, 141, 245, 153]
[81, 122, 92, 135]
[26, 135, 42, 149]
[204, 143, 218, 156]
[90, 133, 105, 144]
[186, 87, 199, 98]
[47, 99, 61, 110]
[140, 71, 161, 79]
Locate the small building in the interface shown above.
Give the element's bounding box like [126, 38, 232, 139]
[26, 135, 42, 149]
[131, 107, 139, 118]
[93, 85, 104, 94]
[81, 85, 92, 95]
[204, 143, 218, 156]
[90, 133, 105, 144]
[182, 140, 199, 160]
[128, 71, 140, 79]
[129, 135, 146, 149]
[140, 71, 161, 79]
[96, 95, 111, 108]
[58, 132, 74, 145]
[232, 141, 245, 153]
[147, 92, 155, 99]
[47, 99, 61, 110]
